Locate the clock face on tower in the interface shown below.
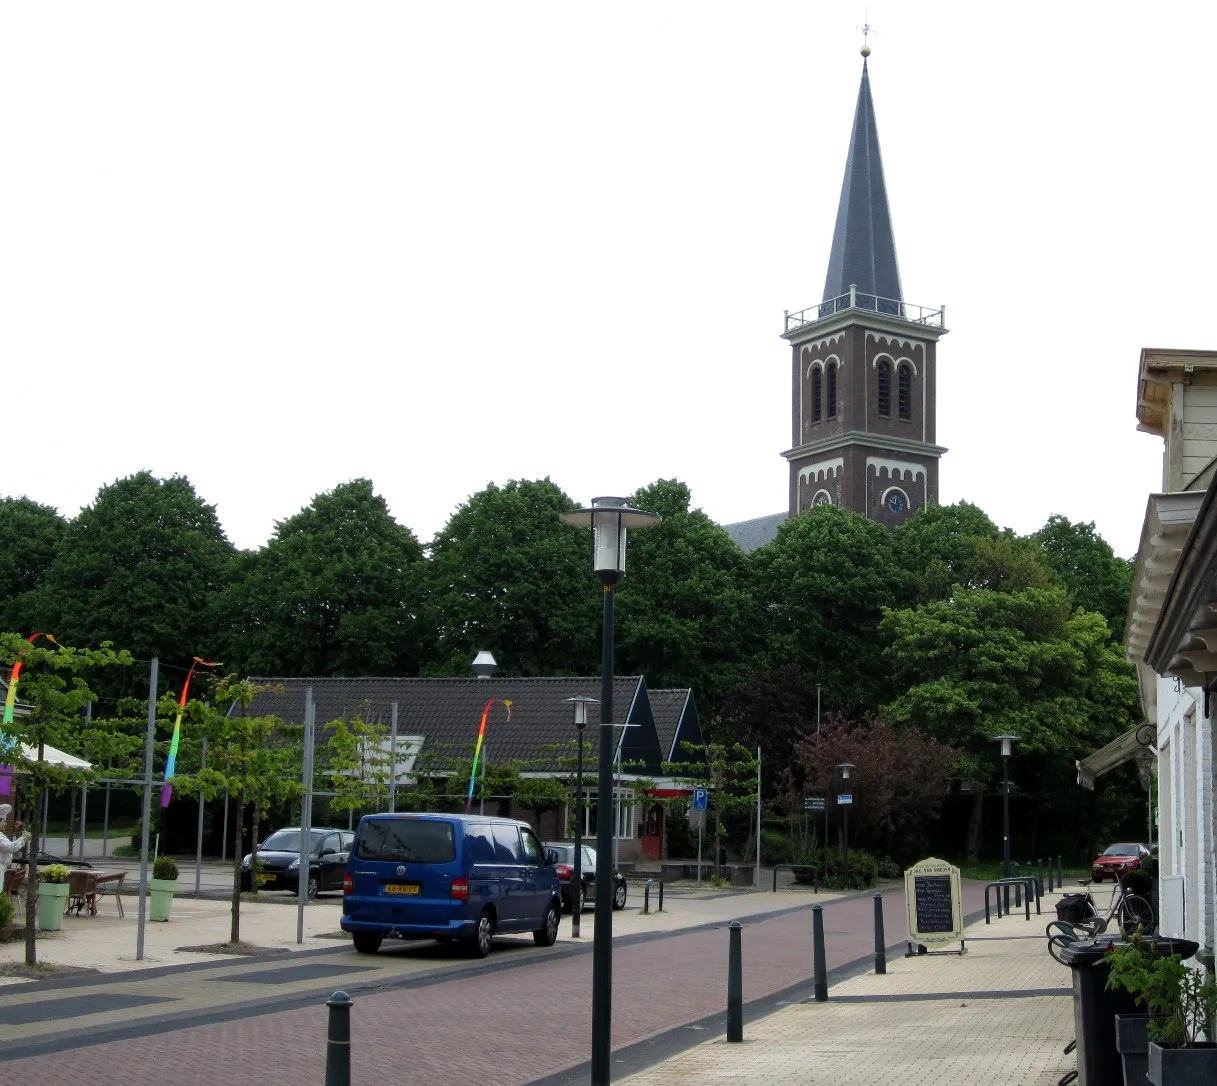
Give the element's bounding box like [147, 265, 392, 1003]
[885, 491, 906, 514]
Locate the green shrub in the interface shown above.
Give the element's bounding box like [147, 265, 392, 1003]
[153, 855, 179, 881]
[0, 891, 14, 937]
[761, 829, 795, 867]
[789, 848, 878, 890]
[877, 856, 903, 879]
[37, 864, 72, 884]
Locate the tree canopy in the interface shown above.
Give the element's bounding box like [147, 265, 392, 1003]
[0, 497, 66, 634]
[1031, 514, 1134, 640]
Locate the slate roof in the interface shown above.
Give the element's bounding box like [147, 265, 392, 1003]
[822, 58, 903, 304]
[721, 512, 785, 552]
[649, 688, 707, 769]
[248, 676, 664, 777]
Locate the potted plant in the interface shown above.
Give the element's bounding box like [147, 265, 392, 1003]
[36, 863, 72, 931]
[1108, 935, 1217, 1084]
[149, 855, 179, 922]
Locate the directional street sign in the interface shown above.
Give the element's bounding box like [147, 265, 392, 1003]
[692, 787, 709, 811]
[837, 794, 853, 805]
[804, 796, 825, 812]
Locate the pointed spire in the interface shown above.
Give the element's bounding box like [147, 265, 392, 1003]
[821, 56, 903, 304]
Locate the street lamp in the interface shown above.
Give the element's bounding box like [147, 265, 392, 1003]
[993, 735, 1019, 882]
[561, 496, 661, 1086]
[837, 763, 856, 878]
[564, 695, 598, 940]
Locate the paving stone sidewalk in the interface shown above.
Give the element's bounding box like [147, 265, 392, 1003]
[618, 911, 1077, 1085]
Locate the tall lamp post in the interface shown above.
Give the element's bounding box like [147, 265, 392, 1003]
[561, 496, 661, 1086]
[564, 695, 598, 941]
[837, 763, 856, 878]
[994, 735, 1019, 881]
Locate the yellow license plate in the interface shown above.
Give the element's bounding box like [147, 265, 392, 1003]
[384, 883, 420, 896]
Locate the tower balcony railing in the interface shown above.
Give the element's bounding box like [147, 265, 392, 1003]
[784, 286, 945, 334]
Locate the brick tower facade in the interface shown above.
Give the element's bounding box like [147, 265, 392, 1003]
[781, 52, 947, 528]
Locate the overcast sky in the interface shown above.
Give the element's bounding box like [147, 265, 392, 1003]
[3, 3, 1214, 559]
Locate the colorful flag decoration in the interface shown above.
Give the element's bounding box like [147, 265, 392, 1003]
[160, 657, 218, 808]
[465, 698, 513, 813]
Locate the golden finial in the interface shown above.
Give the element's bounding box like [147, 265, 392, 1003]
[859, 13, 874, 57]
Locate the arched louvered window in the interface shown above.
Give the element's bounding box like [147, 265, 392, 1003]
[898, 363, 912, 420]
[827, 362, 838, 418]
[811, 366, 822, 423]
[877, 359, 892, 417]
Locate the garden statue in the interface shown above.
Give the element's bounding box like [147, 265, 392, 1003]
[0, 803, 31, 883]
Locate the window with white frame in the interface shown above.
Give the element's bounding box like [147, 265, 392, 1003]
[567, 787, 635, 840]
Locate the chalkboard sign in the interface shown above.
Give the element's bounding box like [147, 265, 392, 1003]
[914, 875, 954, 934]
[905, 857, 963, 951]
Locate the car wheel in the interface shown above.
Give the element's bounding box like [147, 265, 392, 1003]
[467, 909, 494, 958]
[306, 874, 320, 900]
[352, 932, 382, 955]
[612, 880, 627, 911]
[534, 901, 560, 947]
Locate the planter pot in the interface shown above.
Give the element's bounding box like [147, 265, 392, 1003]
[1115, 1014, 1150, 1086]
[148, 878, 177, 922]
[37, 881, 70, 931]
[1147, 1041, 1217, 1085]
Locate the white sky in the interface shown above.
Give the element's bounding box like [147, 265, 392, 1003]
[3, 3, 1214, 559]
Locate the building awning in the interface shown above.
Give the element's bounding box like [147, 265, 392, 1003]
[1076, 725, 1155, 790]
[17, 743, 92, 770]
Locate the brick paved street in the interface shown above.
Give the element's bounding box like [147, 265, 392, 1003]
[0, 881, 992, 1085]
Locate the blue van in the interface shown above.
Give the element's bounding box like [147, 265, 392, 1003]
[342, 813, 562, 957]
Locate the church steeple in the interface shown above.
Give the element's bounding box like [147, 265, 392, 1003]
[821, 56, 902, 305]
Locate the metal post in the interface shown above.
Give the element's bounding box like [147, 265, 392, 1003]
[298, 687, 315, 944]
[591, 582, 616, 1086]
[812, 903, 828, 1002]
[388, 702, 398, 814]
[324, 990, 352, 1086]
[697, 817, 703, 885]
[1002, 752, 1011, 904]
[754, 746, 761, 890]
[823, 802, 829, 888]
[573, 723, 584, 939]
[478, 750, 486, 817]
[726, 921, 743, 1042]
[1013, 862, 1022, 908]
[195, 736, 207, 896]
[873, 893, 886, 974]
[102, 781, 111, 857]
[79, 782, 87, 860]
[1057, 854, 1063, 889]
[842, 801, 850, 882]
[221, 792, 229, 863]
[40, 788, 48, 853]
[613, 745, 622, 874]
[136, 656, 158, 962]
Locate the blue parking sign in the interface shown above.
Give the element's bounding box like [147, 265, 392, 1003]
[692, 787, 709, 811]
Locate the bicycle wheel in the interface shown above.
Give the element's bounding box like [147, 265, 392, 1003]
[1119, 895, 1155, 935]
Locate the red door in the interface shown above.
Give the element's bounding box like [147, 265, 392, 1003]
[638, 805, 664, 861]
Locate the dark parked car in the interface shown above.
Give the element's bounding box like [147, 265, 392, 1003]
[543, 843, 627, 913]
[241, 828, 353, 899]
[1091, 842, 1151, 882]
[343, 813, 562, 958]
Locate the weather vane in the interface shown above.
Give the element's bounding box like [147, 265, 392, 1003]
[859, 10, 875, 57]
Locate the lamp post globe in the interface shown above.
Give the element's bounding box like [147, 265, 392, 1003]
[564, 695, 598, 941]
[560, 497, 660, 1086]
[993, 735, 1019, 881]
[836, 763, 856, 879]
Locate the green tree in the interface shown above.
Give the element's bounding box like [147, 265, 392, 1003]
[616, 480, 758, 714]
[715, 664, 819, 794]
[322, 710, 393, 818]
[0, 497, 66, 634]
[221, 480, 425, 676]
[32, 473, 234, 688]
[1031, 514, 1134, 640]
[0, 633, 131, 964]
[751, 506, 906, 713]
[422, 479, 599, 676]
[880, 586, 1140, 860]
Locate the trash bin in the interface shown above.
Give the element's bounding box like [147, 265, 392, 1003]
[717, 847, 727, 868]
[1057, 936, 1199, 1086]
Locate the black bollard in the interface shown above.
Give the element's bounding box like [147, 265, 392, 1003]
[873, 893, 886, 975]
[812, 904, 828, 1002]
[1057, 854, 1063, 887]
[325, 990, 352, 1086]
[1013, 862, 1022, 908]
[727, 921, 743, 1042]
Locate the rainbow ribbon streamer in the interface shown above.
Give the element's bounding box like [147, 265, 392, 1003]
[160, 657, 218, 808]
[464, 698, 512, 813]
[1, 633, 57, 758]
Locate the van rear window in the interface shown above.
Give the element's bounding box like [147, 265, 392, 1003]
[356, 820, 456, 863]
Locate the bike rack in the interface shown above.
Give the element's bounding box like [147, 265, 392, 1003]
[770, 864, 818, 894]
[643, 878, 664, 914]
[984, 877, 1040, 922]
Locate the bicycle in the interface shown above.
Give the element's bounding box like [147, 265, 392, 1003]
[1045, 877, 1154, 963]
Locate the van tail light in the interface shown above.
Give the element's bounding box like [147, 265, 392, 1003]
[554, 864, 572, 880]
[451, 877, 469, 901]
[343, 874, 353, 896]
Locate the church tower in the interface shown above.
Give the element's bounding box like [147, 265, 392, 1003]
[782, 48, 947, 527]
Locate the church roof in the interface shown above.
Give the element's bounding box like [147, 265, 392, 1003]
[822, 58, 902, 304]
[721, 511, 785, 552]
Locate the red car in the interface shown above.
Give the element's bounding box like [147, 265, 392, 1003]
[1091, 842, 1150, 882]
